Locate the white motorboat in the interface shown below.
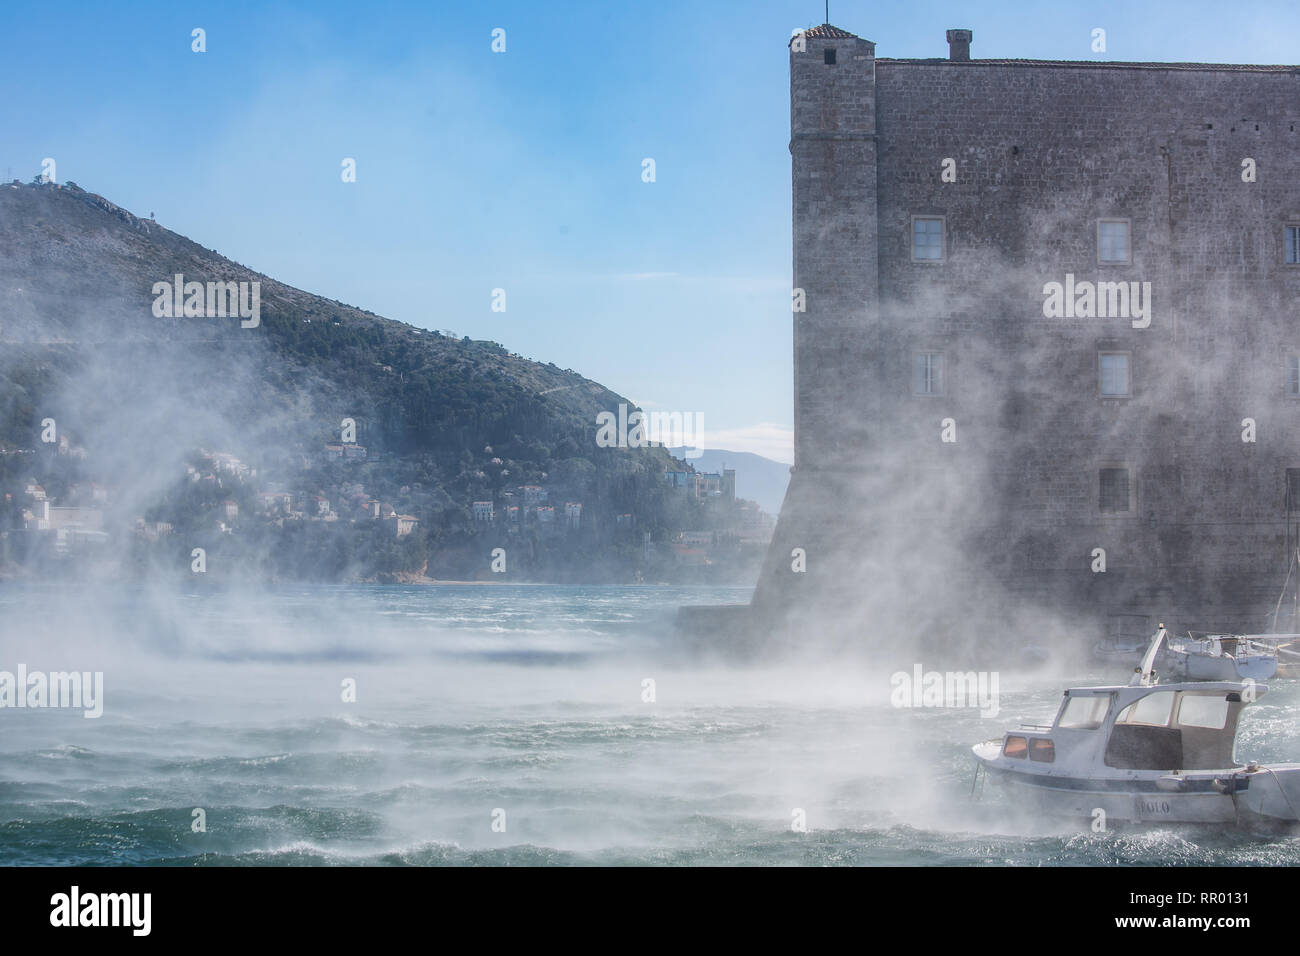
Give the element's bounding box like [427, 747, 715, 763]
[1166, 633, 1277, 682]
[972, 625, 1300, 827]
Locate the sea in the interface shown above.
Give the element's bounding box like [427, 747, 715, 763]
[1, 582, 1299, 866]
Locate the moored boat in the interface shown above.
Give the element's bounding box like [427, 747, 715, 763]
[1166, 633, 1278, 682]
[1242, 635, 1300, 679]
[973, 625, 1300, 827]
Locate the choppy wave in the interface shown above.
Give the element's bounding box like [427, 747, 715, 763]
[3, 583, 1300, 865]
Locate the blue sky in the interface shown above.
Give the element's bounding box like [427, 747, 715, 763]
[4, 1, 1300, 463]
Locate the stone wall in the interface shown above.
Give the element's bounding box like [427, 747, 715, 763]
[753, 28, 1300, 653]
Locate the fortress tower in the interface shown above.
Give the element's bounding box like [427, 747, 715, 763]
[739, 24, 1300, 656]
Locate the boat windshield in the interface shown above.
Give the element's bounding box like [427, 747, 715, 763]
[1056, 694, 1111, 729]
[1106, 689, 1239, 770]
[1115, 690, 1176, 727]
[1114, 690, 1230, 730]
[1177, 694, 1229, 730]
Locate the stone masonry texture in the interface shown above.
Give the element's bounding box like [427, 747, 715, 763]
[749, 25, 1300, 656]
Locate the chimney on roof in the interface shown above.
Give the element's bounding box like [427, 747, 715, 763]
[946, 28, 972, 61]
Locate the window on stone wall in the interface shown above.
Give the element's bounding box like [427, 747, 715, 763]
[1098, 220, 1131, 264]
[913, 351, 944, 395]
[912, 217, 944, 261]
[824, 48, 837, 65]
[1100, 467, 1131, 514]
[1290, 356, 1300, 396]
[1287, 469, 1300, 513]
[1287, 226, 1300, 265]
[1099, 352, 1130, 397]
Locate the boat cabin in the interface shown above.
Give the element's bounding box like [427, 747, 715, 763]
[1207, 636, 1236, 657]
[998, 682, 1266, 773]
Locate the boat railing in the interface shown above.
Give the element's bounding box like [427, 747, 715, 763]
[1017, 722, 1053, 731]
[1187, 631, 1300, 643]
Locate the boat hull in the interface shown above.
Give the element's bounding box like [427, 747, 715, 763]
[1170, 651, 1277, 682]
[979, 763, 1238, 824]
[977, 755, 1300, 827]
[1231, 764, 1300, 827]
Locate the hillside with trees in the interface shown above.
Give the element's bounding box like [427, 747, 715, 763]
[0, 180, 767, 585]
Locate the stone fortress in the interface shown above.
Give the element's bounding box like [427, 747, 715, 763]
[739, 23, 1300, 654]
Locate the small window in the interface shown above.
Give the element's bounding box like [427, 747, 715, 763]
[1098, 220, 1130, 264]
[1057, 694, 1109, 729]
[1028, 738, 1056, 763]
[1289, 356, 1300, 396]
[1116, 692, 1176, 727]
[1099, 352, 1130, 397]
[1177, 694, 1229, 730]
[1100, 467, 1131, 514]
[912, 217, 944, 261]
[913, 351, 944, 395]
[1003, 735, 1028, 759]
[1286, 225, 1300, 265]
[824, 48, 837, 65]
[1287, 468, 1300, 512]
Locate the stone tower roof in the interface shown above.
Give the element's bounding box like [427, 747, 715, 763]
[799, 23, 859, 40]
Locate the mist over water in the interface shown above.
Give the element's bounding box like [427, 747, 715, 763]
[2, 582, 1299, 866]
